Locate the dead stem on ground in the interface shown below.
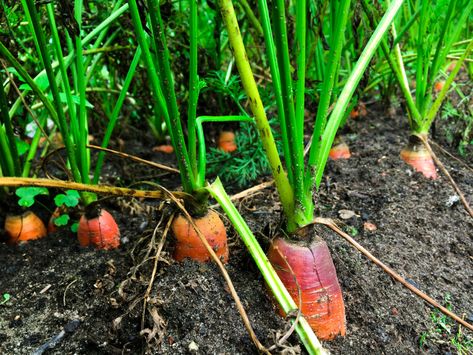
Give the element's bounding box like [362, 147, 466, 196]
[415, 135, 473, 218]
[315, 217, 473, 332]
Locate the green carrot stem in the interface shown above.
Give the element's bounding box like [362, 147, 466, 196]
[255, 0, 293, 186]
[146, 0, 195, 192]
[218, 0, 297, 231]
[206, 178, 326, 355]
[238, 0, 263, 36]
[0, 76, 21, 176]
[422, 40, 473, 132]
[306, 0, 351, 183]
[93, 46, 142, 184]
[314, 0, 406, 188]
[24, 0, 83, 186]
[187, 0, 199, 177]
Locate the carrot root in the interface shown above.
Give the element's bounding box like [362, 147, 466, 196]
[400, 136, 437, 179]
[329, 142, 351, 160]
[77, 209, 120, 250]
[218, 131, 237, 153]
[172, 210, 228, 263]
[152, 144, 174, 154]
[5, 211, 47, 244]
[267, 236, 346, 341]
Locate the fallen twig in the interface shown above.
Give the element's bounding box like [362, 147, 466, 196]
[415, 135, 473, 218]
[316, 217, 473, 332]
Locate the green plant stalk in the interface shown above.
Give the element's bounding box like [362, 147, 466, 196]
[19, 0, 43, 65]
[307, 0, 351, 181]
[146, 0, 196, 193]
[0, 42, 59, 124]
[84, 30, 118, 85]
[314, 0, 406, 188]
[360, 0, 422, 129]
[5, 2, 128, 120]
[272, 0, 301, 193]
[46, 4, 79, 152]
[74, 0, 91, 185]
[392, 6, 421, 46]
[422, 40, 473, 132]
[423, 1, 473, 117]
[127, 1, 164, 139]
[0, 76, 21, 176]
[187, 0, 199, 177]
[93, 46, 142, 184]
[0, 126, 16, 177]
[218, 0, 297, 231]
[82, 2, 127, 45]
[195, 115, 253, 187]
[293, 0, 307, 212]
[206, 178, 326, 355]
[21, 114, 46, 177]
[23, 0, 90, 203]
[255, 0, 293, 185]
[238, 0, 263, 36]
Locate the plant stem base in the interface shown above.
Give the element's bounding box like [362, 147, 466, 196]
[400, 135, 437, 179]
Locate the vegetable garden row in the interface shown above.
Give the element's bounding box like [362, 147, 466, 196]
[0, 0, 472, 353]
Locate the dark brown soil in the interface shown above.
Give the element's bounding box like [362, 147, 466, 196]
[0, 106, 472, 354]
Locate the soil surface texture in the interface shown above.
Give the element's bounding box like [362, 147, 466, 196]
[0, 105, 472, 354]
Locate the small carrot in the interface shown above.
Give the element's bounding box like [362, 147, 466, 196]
[350, 102, 367, 119]
[77, 209, 120, 250]
[171, 209, 228, 263]
[329, 142, 351, 160]
[217, 131, 237, 153]
[153, 144, 174, 154]
[434, 80, 445, 92]
[267, 236, 346, 340]
[400, 136, 437, 179]
[4, 211, 47, 244]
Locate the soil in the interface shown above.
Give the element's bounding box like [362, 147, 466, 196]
[0, 105, 472, 355]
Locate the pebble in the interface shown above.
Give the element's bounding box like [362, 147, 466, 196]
[188, 341, 199, 352]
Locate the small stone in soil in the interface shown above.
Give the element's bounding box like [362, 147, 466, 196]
[188, 341, 199, 352]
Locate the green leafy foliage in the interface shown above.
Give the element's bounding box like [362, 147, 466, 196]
[16, 186, 49, 207]
[53, 214, 70, 227]
[70, 222, 79, 233]
[207, 121, 280, 187]
[54, 190, 80, 208]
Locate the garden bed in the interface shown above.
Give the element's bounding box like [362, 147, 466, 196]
[0, 106, 472, 354]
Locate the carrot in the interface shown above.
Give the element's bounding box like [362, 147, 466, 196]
[218, 131, 237, 153]
[434, 80, 445, 92]
[267, 236, 346, 340]
[350, 102, 367, 119]
[329, 141, 351, 160]
[400, 136, 437, 179]
[4, 211, 47, 244]
[153, 144, 174, 154]
[77, 208, 120, 250]
[171, 209, 228, 263]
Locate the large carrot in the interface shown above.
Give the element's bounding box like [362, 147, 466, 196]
[4, 211, 47, 244]
[171, 209, 229, 263]
[400, 135, 437, 179]
[267, 235, 346, 340]
[77, 208, 120, 250]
